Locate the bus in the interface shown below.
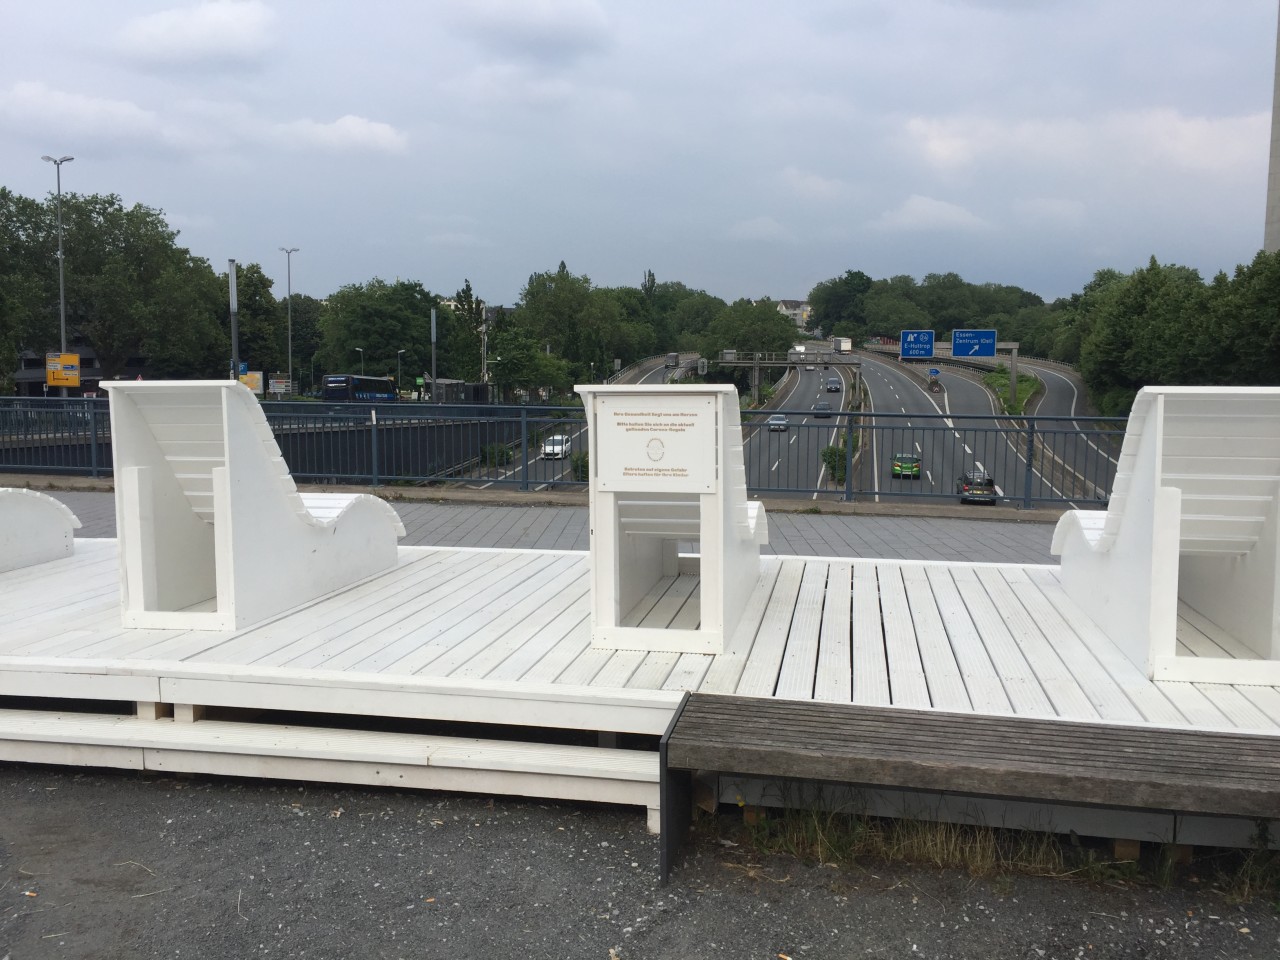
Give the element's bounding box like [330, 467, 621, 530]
[321, 374, 398, 403]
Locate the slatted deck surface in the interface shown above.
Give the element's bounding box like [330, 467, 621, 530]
[3, 541, 1279, 734]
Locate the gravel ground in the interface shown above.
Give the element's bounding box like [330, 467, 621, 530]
[2, 766, 1277, 960]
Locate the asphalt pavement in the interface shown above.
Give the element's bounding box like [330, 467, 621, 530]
[4, 490, 1277, 959]
[43, 489, 1057, 564]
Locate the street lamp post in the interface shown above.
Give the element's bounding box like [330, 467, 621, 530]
[279, 247, 298, 393]
[42, 154, 74, 396]
[396, 349, 405, 397]
[355, 347, 364, 375]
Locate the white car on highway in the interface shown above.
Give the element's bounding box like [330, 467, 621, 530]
[541, 434, 571, 459]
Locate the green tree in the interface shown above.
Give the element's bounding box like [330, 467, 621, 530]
[808, 270, 872, 338]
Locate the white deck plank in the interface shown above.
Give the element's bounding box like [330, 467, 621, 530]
[1003, 568, 1145, 723]
[876, 564, 931, 708]
[850, 563, 890, 706]
[949, 567, 1054, 716]
[388, 556, 590, 677]
[190, 549, 466, 666]
[698, 559, 782, 694]
[590, 651, 646, 688]
[621, 575, 677, 628]
[735, 561, 806, 697]
[1178, 603, 1265, 660]
[900, 566, 970, 711]
[774, 562, 829, 701]
[448, 587, 589, 681]
[1192, 683, 1278, 731]
[813, 563, 852, 703]
[1152, 680, 1233, 728]
[662, 653, 712, 692]
[638, 575, 698, 629]
[923, 567, 1011, 714]
[667, 583, 701, 631]
[367, 554, 583, 675]
[1236, 685, 1280, 725]
[974, 567, 1099, 720]
[280, 552, 544, 671]
[554, 646, 614, 686]
[497, 619, 591, 683]
[1025, 568, 1191, 727]
[625, 652, 680, 690]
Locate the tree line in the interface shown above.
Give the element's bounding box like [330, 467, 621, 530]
[6, 185, 1278, 412]
[1, 188, 804, 399]
[807, 254, 1280, 416]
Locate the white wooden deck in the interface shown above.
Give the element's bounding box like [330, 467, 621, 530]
[3, 540, 1278, 734]
[2, 540, 1279, 834]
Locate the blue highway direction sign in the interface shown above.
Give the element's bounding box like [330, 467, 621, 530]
[928, 368, 940, 377]
[952, 329, 997, 357]
[900, 330, 935, 359]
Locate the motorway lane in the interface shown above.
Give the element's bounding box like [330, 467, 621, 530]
[742, 363, 848, 495]
[1022, 361, 1120, 503]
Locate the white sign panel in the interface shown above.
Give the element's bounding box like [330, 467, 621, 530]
[595, 394, 716, 493]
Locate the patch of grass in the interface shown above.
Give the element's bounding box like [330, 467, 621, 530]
[714, 807, 1280, 902]
[482, 443, 513, 467]
[982, 364, 1041, 415]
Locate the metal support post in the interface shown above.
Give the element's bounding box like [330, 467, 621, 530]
[1022, 419, 1036, 509]
[520, 407, 530, 491]
[370, 409, 380, 487]
[843, 418, 855, 502]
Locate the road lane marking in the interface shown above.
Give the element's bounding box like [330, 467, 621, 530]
[914, 442, 921, 453]
[771, 459, 781, 472]
[926, 470, 933, 484]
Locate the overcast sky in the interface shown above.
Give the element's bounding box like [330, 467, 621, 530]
[2, 0, 1276, 308]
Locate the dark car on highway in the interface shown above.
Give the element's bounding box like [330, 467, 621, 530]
[955, 470, 998, 503]
[812, 401, 833, 418]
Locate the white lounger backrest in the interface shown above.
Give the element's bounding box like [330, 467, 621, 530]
[104, 380, 403, 630]
[1090, 387, 1280, 556]
[0, 488, 81, 572]
[1052, 385, 1280, 676]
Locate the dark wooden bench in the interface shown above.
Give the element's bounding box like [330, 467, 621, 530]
[658, 693, 1280, 881]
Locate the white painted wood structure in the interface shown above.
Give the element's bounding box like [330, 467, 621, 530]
[103, 381, 404, 631]
[0, 488, 80, 572]
[577, 385, 767, 655]
[1052, 386, 1280, 686]
[2, 381, 1278, 842]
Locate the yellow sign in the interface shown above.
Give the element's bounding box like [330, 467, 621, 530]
[46, 352, 81, 388]
[238, 371, 264, 395]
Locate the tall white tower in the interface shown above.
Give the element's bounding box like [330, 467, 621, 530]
[1266, 2, 1280, 251]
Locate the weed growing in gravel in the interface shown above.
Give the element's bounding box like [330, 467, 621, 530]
[715, 808, 1280, 903]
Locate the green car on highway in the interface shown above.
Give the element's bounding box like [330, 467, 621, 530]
[891, 453, 921, 478]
